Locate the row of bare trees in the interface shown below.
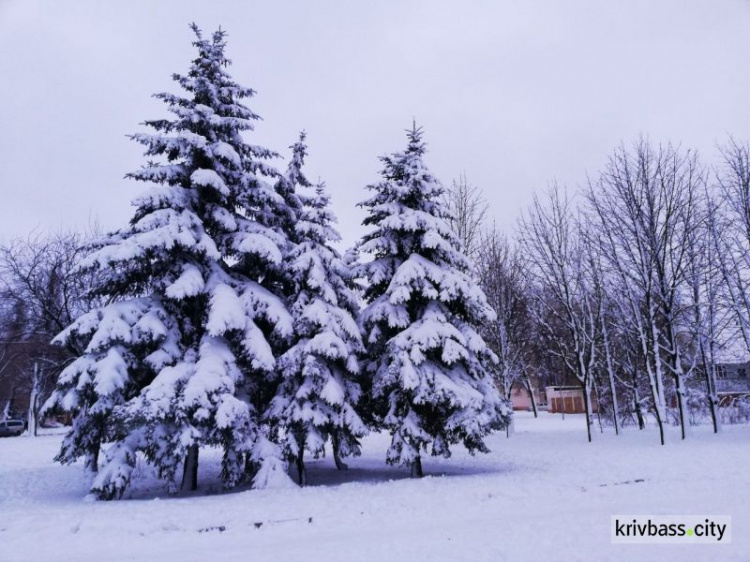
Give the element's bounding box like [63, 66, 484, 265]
[0, 231, 101, 434]
[447, 137, 750, 443]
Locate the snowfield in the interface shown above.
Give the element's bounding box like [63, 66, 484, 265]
[2, 413, 749, 562]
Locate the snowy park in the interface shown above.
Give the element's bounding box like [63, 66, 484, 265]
[2, 2, 750, 562]
[2, 413, 749, 562]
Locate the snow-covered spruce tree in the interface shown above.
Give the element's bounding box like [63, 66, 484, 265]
[268, 135, 367, 486]
[45, 24, 295, 499]
[356, 125, 510, 477]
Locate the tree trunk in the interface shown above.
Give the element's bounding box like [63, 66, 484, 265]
[705, 365, 720, 434]
[601, 325, 620, 435]
[675, 375, 688, 440]
[331, 434, 348, 471]
[630, 370, 645, 430]
[582, 380, 593, 443]
[646, 355, 666, 444]
[181, 445, 199, 492]
[27, 362, 39, 438]
[296, 452, 307, 487]
[85, 441, 100, 473]
[27, 387, 38, 437]
[652, 393, 665, 446]
[411, 455, 423, 478]
[707, 390, 720, 434]
[608, 372, 620, 435]
[507, 412, 515, 437]
[593, 384, 604, 434]
[524, 377, 538, 418]
[505, 387, 515, 438]
[647, 314, 667, 445]
[653, 388, 666, 444]
[655, 410, 665, 445]
[665, 324, 689, 440]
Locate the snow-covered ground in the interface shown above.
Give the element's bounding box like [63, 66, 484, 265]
[1, 413, 748, 562]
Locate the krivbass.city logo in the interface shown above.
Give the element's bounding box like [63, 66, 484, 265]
[611, 515, 731, 544]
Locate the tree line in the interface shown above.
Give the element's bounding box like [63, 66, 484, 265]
[468, 138, 750, 443]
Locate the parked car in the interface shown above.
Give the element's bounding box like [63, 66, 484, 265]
[0, 419, 26, 437]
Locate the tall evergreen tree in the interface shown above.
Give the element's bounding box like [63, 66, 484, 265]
[44, 24, 295, 499]
[268, 136, 367, 486]
[356, 124, 510, 477]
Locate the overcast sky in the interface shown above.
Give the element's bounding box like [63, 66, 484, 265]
[1, 0, 749, 247]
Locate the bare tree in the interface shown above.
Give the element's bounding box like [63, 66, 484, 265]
[583, 234, 621, 435]
[713, 138, 750, 353]
[476, 228, 535, 424]
[0, 302, 24, 420]
[685, 193, 731, 433]
[610, 307, 648, 430]
[520, 185, 599, 442]
[443, 174, 489, 262]
[0, 230, 102, 433]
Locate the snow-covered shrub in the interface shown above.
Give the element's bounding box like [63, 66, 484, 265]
[720, 396, 750, 425]
[684, 388, 712, 427]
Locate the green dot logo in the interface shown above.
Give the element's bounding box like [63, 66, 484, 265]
[687, 529, 694, 536]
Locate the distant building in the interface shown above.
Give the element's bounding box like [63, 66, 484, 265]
[509, 384, 546, 411]
[713, 337, 750, 405]
[545, 386, 598, 414]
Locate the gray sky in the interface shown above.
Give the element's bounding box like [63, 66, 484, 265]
[1, 0, 749, 247]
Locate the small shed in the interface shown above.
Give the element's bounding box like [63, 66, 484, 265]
[545, 386, 598, 414]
